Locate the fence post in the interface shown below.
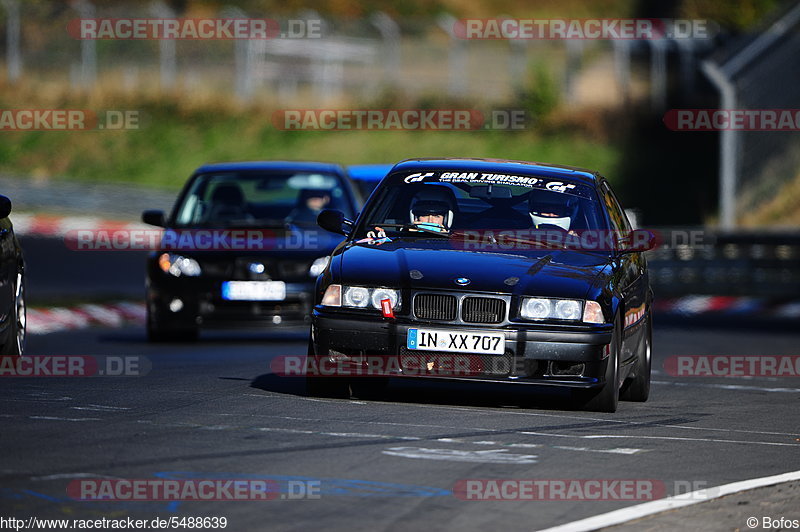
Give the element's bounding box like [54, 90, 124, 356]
[370, 11, 400, 86]
[675, 38, 696, 98]
[613, 39, 631, 104]
[649, 37, 667, 109]
[72, 0, 96, 89]
[702, 60, 738, 229]
[221, 6, 251, 100]
[437, 14, 467, 97]
[1, 0, 21, 82]
[563, 39, 584, 104]
[150, 1, 176, 90]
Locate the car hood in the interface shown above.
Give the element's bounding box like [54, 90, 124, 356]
[337, 239, 613, 299]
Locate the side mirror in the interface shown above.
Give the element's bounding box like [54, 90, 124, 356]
[623, 208, 640, 230]
[618, 229, 657, 253]
[0, 195, 11, 219]
[317, 209, 352, 236]
[142, 209, 166, 227]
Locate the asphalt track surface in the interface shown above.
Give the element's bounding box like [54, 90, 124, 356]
[2, 238, 800, 531]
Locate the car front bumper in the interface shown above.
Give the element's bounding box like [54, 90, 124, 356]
[148, 277, 314, 328]
[310, 309, 614, 388]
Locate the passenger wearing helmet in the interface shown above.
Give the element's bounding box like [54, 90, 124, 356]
[528, 188, 578, 233]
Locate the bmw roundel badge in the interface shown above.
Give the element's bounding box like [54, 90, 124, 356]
[455, 277, 470, 286]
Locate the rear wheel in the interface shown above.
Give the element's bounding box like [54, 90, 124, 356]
[575, 316, 621, 413]
[305, 339, 350, 398]
[620, 313, 652, 402]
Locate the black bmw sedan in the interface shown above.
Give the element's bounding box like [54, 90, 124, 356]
[307, 158, 653, 412]
[142, 161, 360, 341]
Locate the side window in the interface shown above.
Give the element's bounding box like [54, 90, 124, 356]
[601, 183, 631, 233]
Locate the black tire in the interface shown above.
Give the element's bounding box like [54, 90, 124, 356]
[575, 316, 621, 413]
[146, 306, 198, 343]
[305, 339, 350, 398]
[620, 313, 652, 402]
[1, 271, 25, 356]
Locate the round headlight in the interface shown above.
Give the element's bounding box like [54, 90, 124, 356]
[554, 300, 581, 320]
[309, 256, 330, 278]
[522, 298, 551, 319]
[371, 288, 399, 309]
[343, 286, 370, 307]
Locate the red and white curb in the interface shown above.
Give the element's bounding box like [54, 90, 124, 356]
[12, 213, 148, 238]
[28, 302, 145, 335]
[655, 295, 800, 318]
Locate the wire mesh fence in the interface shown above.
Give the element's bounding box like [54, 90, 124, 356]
[0, 0, 710, 109]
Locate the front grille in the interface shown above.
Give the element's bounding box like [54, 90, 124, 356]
[235, 257, 273, 280]
[231, 258, 310, 281]
[414, 294, 457, 320]
[200, 260, 233, 277]
[462, 297, 506, 323]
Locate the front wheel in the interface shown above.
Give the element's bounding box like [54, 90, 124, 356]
[574, 316, 621, 413]
[620, 313, 652, 402]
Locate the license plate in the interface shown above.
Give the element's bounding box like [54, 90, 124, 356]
[222, 281, 286, 301]
[407, 328, 505, 355]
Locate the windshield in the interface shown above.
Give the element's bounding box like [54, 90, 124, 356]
[173, 170, 354, 227]
[357, 170, 606, 238]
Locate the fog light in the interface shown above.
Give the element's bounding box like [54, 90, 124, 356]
[169, 298, 183, 312]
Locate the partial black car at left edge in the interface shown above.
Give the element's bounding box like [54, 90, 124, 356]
[0, 194, 25, 356]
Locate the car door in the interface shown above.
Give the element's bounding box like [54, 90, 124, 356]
[600, 181, 647, 364]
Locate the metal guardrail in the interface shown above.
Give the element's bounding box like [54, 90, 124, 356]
[646, 228, 800, 298]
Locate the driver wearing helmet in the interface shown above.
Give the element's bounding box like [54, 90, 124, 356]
[409, 199, 451, 233]
[368, 187, 455, 238]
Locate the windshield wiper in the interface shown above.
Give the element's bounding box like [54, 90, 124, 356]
[366, 223, 452, 237]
